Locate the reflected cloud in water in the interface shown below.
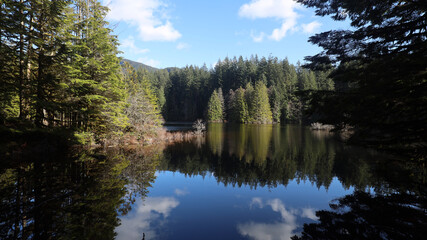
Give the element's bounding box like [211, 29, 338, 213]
[300, 208, 318, 221]
[250, 197, 264, 209]
[238, 222, 296, 240]
[238, 198, 318, 240]
[116, 197, 179, 240]
[174, 188, 189, 196]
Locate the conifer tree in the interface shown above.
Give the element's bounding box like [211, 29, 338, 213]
[245, 82, 254, 122]
[226, 89, 236, 122]
[32, 0, 69, 126]
[234, 87, 249, 123]
[124, 65, 163, 137]
[62, 0, 127, 134]
[0, 1, 20, 122]
[251, 81, 273, 123]
[0, 0, 68, 124]
[207, 90, 223, 122]
[217, 87, 225, 119]
[298, 0, 427, 154]
[269, 86, 282, 123]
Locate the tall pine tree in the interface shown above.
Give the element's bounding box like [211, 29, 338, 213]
[207, 89, 223, 122]
[250, 81, 273, 123]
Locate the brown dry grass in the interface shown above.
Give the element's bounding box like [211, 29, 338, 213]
[116, 128, 203, 148]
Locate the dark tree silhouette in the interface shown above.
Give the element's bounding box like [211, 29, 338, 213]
[293, 191, 427, 240]
[298, 0, 427, 158]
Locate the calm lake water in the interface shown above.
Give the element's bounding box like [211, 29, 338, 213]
[1, 124, 425, 239]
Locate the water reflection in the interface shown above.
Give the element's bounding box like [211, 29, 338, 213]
[207, 123, 224, 156]
[293, 191, 427, 240]
[157, 124, 425, 239]
[116, 197, 179, 240]
[242, 198, 319, 239]
[237, 198, 300, 240]
[0, 142, 160, 240]
[120, 146, 163, 214]
[1, 124, 425, 239]
[225, 124, 273, 164]
[161, 124, 394, 190]
[0, 148, 128, 239]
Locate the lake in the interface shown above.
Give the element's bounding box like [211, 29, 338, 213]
[1, 124, 425, 239]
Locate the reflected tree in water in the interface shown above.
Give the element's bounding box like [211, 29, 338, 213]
[159, 124, 387, 190]
[118, 146, 163, 215]
[0, 149, 127, 239]
[0, 142, 161, 239]
[226, 124, 273, 165]
[207, 123, 224, 156]
[227, 124, 248, 160]
[248, 125, 273, 166]
[159, 124, 427, 239]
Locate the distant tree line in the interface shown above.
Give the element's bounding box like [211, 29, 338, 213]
[138, 56, 334, 122]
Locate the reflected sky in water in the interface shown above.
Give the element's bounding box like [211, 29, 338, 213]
[114, 124, 425, 239]
[116, 124, 400, 240]
[2, 124, 422, 239]
[117, 170, 353, 240]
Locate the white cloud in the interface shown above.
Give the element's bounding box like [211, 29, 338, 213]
[121, 36, 150, 54]
[137, 57, 161, 68]
[269, 18, 297, 41]
[301, 21, 322, 34]
[250, 31, 266, 42]
[238, 0, 301, 20]
[116, 197, 179, 240]
[106, 0, 181, 42]
[176, 42, 190, 50]
[239, 0, 313, 41]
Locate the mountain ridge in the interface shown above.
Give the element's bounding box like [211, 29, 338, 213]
[121, 58, 159, 72]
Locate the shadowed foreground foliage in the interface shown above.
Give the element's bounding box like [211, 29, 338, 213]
[292, 191, 427, 240]
[297, 0, 427, 159]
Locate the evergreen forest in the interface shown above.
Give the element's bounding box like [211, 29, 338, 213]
[0, 0, 163, 141]
[140, 55, 333, 123]
[0, 0, 333, 139]
[0, 0, 426, 239]
[0, 0, 425, 160]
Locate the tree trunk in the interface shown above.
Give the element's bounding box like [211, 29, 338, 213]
[18, 0, 25, 119]
[24, 2, 34, 121]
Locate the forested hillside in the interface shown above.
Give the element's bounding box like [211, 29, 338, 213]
[121, 59, 159, 73]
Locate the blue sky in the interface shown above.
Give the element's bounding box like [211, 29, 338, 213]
[103, 0, 350, 69]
